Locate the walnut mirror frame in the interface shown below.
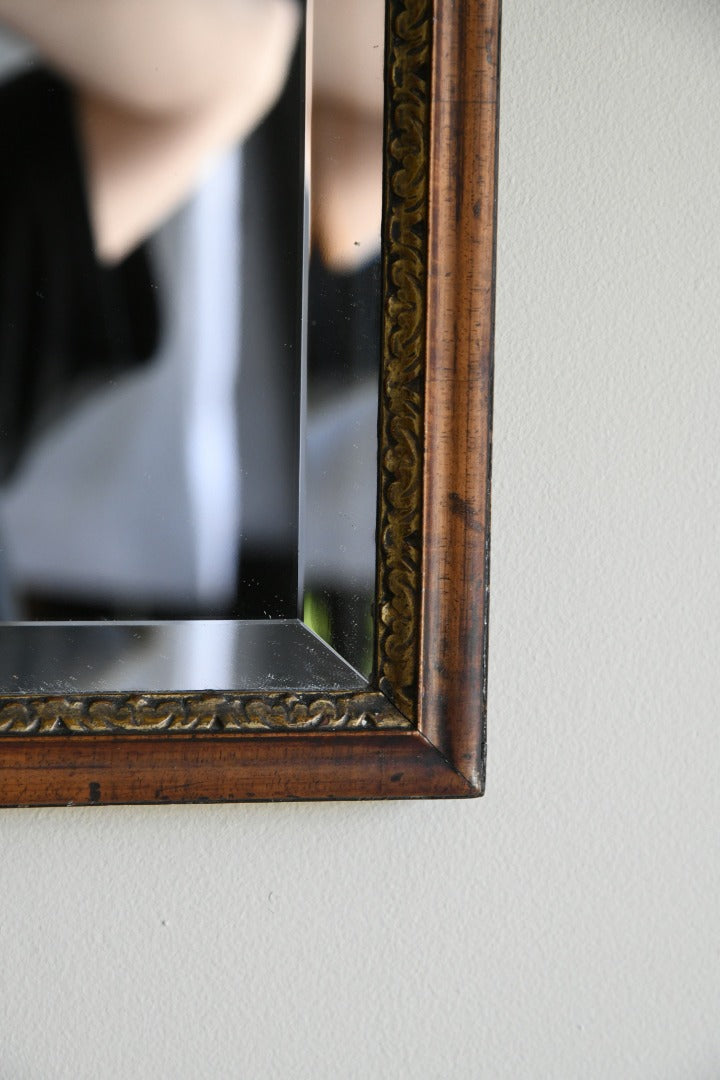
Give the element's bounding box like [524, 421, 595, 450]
[0, 0, 500, 805]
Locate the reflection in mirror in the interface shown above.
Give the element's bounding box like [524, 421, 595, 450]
[0, 0, 304, 623]
[303, 0, 384, 677]
[0, 0, 383, 689]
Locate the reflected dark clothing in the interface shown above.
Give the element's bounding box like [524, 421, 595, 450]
[0, 68, 158, 481]
[308, 254, 381, 391]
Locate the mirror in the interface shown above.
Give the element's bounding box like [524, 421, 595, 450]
[0, 0, 385, 688]
[0, 0, 499, 803]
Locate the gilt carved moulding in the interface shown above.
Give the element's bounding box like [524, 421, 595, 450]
[375, 0, 430, 722]
[0, 691, 411, 736]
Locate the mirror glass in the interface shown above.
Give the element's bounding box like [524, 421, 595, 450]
[0, 0, 384, 692]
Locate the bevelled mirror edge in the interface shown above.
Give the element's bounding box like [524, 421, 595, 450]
[0, 0, 499, 804]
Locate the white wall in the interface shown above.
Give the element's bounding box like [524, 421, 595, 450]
[2, 1, 719, 1076]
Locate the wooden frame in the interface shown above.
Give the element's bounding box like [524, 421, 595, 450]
[0, 0, 500, 804]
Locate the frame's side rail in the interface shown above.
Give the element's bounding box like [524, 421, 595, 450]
[419, 0, 501, 790]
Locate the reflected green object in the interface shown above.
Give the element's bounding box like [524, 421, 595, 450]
[304, 588, 374, 678]
[303, 590, 333, 644]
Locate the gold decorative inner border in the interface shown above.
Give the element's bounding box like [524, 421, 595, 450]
[0, 0, 429, 737]
[375, 0, 430, 720]
[0, 691, 407, 735]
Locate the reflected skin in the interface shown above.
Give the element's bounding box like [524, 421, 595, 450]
[311, 0, 385, 272]
[0, 0, 385, 272]
[0, 0, 300, 262]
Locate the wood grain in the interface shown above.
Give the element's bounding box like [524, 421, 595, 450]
[419, 0, 500, 792]
[0, 730, 473, 805]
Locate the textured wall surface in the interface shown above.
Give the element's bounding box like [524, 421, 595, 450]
[2, 1, 720, 1076]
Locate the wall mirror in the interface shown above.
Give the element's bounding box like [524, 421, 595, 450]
[0, 0, 499, 804]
